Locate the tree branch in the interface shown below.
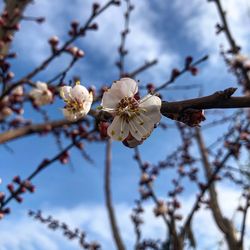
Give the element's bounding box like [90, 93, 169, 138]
[104, 138, 126, 250]
[0, 0, 32, 55]
[161, 88, 250, 117]
[239, 190, 250, 247]
[0, 110, 97, 144]
[194, 128, 240, 250]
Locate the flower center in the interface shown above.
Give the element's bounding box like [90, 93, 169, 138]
[116, 96, 140, 121]
[65, 99, 84, 113]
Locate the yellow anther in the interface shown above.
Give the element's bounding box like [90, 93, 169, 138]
[75, 80, 81, 85]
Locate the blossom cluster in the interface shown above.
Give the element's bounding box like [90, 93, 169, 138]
[59, 78, 162, 147]
[0, 77, 162, 147]
[0, 81, 53, 121]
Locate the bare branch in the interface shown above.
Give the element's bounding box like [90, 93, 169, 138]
[0, 0, 32, 55]
[161, 88, 250, 117]
[194, 128, 240, 250]
[104, 138, 126, 250]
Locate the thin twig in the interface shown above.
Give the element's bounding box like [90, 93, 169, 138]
[104, 138, 126, 250]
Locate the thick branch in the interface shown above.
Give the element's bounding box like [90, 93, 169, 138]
[161, 88, 250, 116]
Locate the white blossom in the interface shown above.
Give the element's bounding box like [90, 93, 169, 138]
[29, 82, 53, 106]
[232, 54, 248, 64]
[12, 85, 23, 96]
[0, 107, 13, 121]
[101, 78, 161, 143]
[0, 96, 12, 121]
[60, 81, 93, 121]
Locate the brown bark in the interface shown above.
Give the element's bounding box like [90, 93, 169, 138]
[0, 0, 32, 55]
[195, 128, 241, 250]
[104, 139, 126, 250]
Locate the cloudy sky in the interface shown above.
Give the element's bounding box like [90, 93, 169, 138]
[0, 0, 250, 249]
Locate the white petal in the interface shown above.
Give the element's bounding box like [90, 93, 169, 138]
[139, 95, 161, 124]
[41, 91, 53, 105]
[36, 81, 48, 91]
[129, 115, 153, 141]
[1, 107, 13, 117]
[71, 85, 89, 102]
[60, 86, 72, 101]
[101, 90, 121, 110]
[63, 109, 77, 121]
[107, 116, 129, 141]
[12, 86, 23, 95]
[29, 88, 41, 98]
[82, 92, 93, 115]
[112, 78, 138, 98]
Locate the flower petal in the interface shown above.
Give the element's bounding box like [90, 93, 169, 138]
[101, 90, 121, 111]
[60, 86, 72, 101]
[36, 81, 48, 91]
[63, 109, 77, 121]
[107, 116, 129, 141]
[139, 94, 161, 124]
[129, 115, 153, 141]
[101, 78, 138, 111]
[112, 78, 138, 98]
[71, 85, 89, 102]
[82, 92, 93, 115]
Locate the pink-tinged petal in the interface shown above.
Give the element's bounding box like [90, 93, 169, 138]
[139, 94, 161, 124]
[60, 86, 72, 101]
[107, 116, 129, 141]
[112, 78, 138, 98]
[71, 85, 89, 102]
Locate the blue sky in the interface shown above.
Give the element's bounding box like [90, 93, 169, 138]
[0, 0, 250, 249]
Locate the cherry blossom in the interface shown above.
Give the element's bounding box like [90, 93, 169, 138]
[101, 78, 161, 144]
[0, 97, 13, 121]
[29, 82, 53, 106]
[60, 81, 93, 121]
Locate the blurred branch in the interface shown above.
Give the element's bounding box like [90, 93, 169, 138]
[239, 190, 250, 247]
[211, 0, 239, 53]
[0, 0, 32, 55]
[210, 0, 250, 91]
[134, 147, 182, 250]
[128, 59, 158, 78]
[194, 128, 240, 250]
[0, 109, 98, 144]
[104, 138, 126, 250]
[0, 134, 90, 212]
[155, 55, 208, 92]
[28, 210, 101, 249]
[0, 0, 120, 101]
[181, 123, 249, 248]
[116, 0, 133, 77]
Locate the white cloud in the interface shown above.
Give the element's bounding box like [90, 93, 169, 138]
[0, 184, 249, 250]
[174, 0, 250, 61]
[11, 0, 178, 83]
